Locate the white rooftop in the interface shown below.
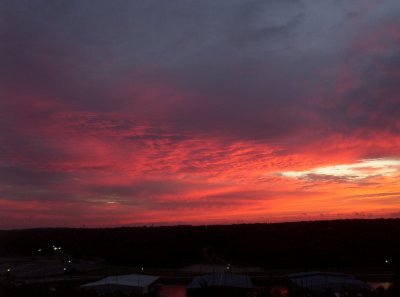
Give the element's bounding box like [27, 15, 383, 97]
[187, 273, 253, 289]
[81, 274, 159, 288]
[289, 271, 368, 291]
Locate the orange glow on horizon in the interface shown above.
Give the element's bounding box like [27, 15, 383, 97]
[1, 111, 399, 229]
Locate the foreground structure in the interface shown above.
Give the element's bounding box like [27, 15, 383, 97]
[81, 273, 159, 296]
[187, 273, 253, 297]
[289, 271, 369, 295]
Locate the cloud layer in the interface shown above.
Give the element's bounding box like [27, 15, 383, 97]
[1, 0, 400, 228]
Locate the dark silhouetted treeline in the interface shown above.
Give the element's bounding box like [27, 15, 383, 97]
[1, 219, 400, 270]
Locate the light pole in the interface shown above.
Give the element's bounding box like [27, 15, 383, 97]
[225, 264, 230, 287]
[138, 267, 143, 286]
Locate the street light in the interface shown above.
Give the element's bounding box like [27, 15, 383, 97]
[138, 267, 144, 286]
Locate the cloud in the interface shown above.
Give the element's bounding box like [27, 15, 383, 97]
[280, 158, 400, 182]
[1, 0, 400, 227]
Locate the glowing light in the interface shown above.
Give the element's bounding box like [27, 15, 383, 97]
[280, 158, 400, 181]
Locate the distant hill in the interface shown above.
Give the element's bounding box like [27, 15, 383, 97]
[1, 219, 399, 270]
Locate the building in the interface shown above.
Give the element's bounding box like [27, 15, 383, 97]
[289, 271, 369, 295]
[187, 273, 253, 297]
[80, 273, 159, 296]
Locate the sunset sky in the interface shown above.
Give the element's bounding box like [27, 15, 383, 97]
[1, 0, 400, 229]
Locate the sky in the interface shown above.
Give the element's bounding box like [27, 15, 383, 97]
[1, 0, 400, 229]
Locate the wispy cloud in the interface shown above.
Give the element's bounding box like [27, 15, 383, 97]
[280, 159, 400, 182]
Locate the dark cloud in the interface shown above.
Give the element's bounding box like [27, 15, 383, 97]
[0, 166, 71, 187]
[85, 180, 218, 200]
[0, 0, 333, 138]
